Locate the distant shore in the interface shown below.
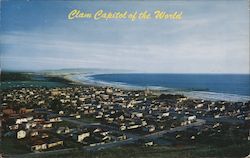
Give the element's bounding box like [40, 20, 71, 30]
[62, 73, 250, 103]
[2, 71, 250, 103]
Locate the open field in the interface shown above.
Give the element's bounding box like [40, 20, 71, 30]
[8, 142, 249, 158]
[1, 138, 30, 154]
[1, 72, 76, 90]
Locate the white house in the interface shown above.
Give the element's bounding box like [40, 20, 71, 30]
[30, 141, 47, 151]
[17, 130, 26, 139]
[187, 115, 196, 121]
[73, 131, 90, 142]
[143, 125, 156, 133]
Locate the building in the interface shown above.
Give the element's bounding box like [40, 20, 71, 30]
[47, 138, 64, 148]
[30, 140, 47, 151]
[73, 131, 90, 142]
[17, 130, 26, 139]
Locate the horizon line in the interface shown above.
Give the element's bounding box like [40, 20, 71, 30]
[1, 68, 250, 75]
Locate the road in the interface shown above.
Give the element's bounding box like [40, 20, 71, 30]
[200, 117, 245, 124]
[62, 117, 140, 139]
[7, 118, 205, 157]
[7, 148, 77, 158]
[61, 117, 101, 126]
[81, 119, 206, 151]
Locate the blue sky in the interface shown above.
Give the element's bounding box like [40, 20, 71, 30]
[1, 0, 249, 73]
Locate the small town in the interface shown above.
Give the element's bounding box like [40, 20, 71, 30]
[1, 85, 249, 157]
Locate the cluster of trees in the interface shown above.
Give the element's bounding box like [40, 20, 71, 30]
[1, 72, 32, 81]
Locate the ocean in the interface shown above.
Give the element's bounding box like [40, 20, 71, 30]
[89, 74, 250, 97]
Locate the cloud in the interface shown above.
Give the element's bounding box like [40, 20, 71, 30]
[1, 0, 249, 73]
[1, 29, 249, 74]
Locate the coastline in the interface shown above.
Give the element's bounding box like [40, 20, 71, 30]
[2, 71, 250, 157]
[63, 73, 250, 103]
[3, 71, 249, 103]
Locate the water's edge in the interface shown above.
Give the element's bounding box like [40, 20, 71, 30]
[68, 73, 250, 102]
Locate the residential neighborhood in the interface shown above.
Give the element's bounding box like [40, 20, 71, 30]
[1, 86, 249, 156]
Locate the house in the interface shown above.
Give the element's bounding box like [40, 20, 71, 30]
[15, 115, 33, 124]
[95, 114, 102, 119]
[131, 112, 143, 118]
[51, 89, 61, 96]
[89, 141, 105, 147]
[58, 111, 64, 115]
[57, 127, 71, 134]
[143, 125, 156, 133]
[25, 122, 37, 129]
[127, 100, 136, 108]
[73, 130, 90, 142]
[187, 115, 196, 121]
[8, 124, 19, 130]
[40, 122, 52, 128]
[138, 139, 154, 147]
[75, 114, 81, 119]
[94, 133, 111, 141]
[47, 138, 63, 148]
[162, 112, 170, 117]
[48, 115, 62, 122]
[40, 133, 49, 139]
[119, 125, 126, 131]
[30, 140, 47, 151]
[145, 141, 154, 147]
[105, 117, 114, 123]
[83, 137, 106, 147]
[181, 120, 191, 126]
[17, 130, 26, 139]
[100, 94, 109, 100]
[106, 88, 113, 95]
[110, 132, 127, 141]
[92, 128, 102, 133]
[182, 115, 196, 122]
[127, 124, 141, 130]
[195, 104, 204, 109]
[30, 131, 39, 137]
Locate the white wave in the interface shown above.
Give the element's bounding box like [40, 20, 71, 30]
[68, 73, 250, 102]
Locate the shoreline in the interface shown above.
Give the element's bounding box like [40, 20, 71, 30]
[63, 73, 250, 103]
[2, 71, 249, 103]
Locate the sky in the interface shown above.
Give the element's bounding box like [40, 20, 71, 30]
[1, 0, 249, 74]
